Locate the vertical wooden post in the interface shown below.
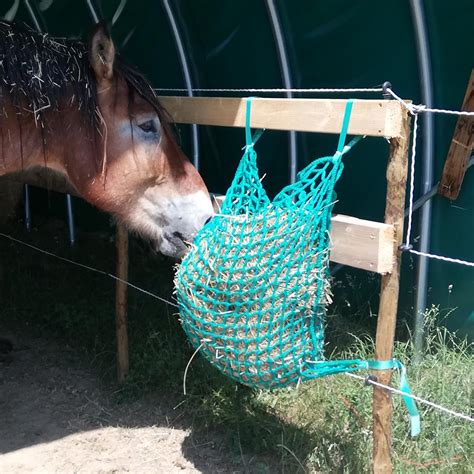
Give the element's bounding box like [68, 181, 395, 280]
[372, 111, 411, 473]
[438, 69, 474, 200]
[115, 223, 129, 383]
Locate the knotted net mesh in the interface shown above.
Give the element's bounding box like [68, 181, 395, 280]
[175, 99, 366, 389]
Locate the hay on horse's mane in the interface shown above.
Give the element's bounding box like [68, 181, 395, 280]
[0, 21, 169, 155]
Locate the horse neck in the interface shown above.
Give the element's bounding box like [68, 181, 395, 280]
[0, 101, 97, 184]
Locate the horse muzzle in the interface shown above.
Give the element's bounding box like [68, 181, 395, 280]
[156, 192, 214, 259]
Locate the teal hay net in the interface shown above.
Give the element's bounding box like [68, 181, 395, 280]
[176, 99, 420, 436]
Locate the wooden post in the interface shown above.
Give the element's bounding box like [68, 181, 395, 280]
[438, 69, 474, 200]
[372, 113, 411, 473]
[115, 224, 129, 383]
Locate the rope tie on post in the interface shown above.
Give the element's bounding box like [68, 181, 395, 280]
[388, 89, 474, 267]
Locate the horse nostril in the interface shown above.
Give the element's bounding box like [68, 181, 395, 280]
[204, 216, 213, 226]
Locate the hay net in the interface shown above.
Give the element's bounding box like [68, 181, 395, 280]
[175, 97, 421, 436]
[175, 98, 370, 390]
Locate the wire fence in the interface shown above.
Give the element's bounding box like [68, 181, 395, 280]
[154, 86, 385, 94]
[2, 84, 473, 427]
[387, 88, 474, 268]
[0, 226, 472, 426]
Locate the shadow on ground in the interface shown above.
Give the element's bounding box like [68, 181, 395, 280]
[0, 325, 322, 473]
[0, 219, 318, 473]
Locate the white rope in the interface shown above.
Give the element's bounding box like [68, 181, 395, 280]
[154, 84, 474, 117]
[3, 228, 473, 421]
[155, 84, 474, 118]
[409, 249, 474, 267]
[397, 89, 474, 267]
[154, 87, 384, 94]
[0, 232, 179, 308]
[386, 88, 474, 116]
[386, 87, 420, 114]
[344, 372, 474, 423]
[404, 111, 419, 247]
[417, 106, 474, 116]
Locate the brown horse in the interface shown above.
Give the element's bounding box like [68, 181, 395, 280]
[0, 21, 213, 258]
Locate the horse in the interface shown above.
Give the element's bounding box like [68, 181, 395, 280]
[0, 21, 214, 258]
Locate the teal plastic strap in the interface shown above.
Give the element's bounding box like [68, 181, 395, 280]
[367, 359, 398, 370]
[331, 100, 364, 163]
[245, 97, 264, 147]
[368, 359, 421, 437]
[337, 100, 354, 152]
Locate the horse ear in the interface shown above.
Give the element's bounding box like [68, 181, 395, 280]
[89, 23, 115, 84]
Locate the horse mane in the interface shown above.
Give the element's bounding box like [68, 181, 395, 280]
[0, 21, 171, 156]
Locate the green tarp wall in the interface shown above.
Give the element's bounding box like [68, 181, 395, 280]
[6, 0, 473, 338]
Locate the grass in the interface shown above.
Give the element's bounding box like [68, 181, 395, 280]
[1, 219, 473, 473]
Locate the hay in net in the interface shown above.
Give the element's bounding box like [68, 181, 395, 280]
[176, 206, 333, 389]
[175, 99, 362, 390]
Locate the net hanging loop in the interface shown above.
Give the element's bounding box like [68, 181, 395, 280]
[177, 97, 365, 387]
[336, 99, 354, 153]
[244, 97, 265, 148]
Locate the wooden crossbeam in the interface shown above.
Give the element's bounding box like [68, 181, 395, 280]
[438, 69, 474, 200]
[330, 215, 394, 273]
[158, 96, 406, 138]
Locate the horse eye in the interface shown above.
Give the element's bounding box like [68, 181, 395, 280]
[138, 120, 157, 134]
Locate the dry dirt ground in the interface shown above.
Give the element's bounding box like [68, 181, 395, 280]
[0, 330, 263, 473]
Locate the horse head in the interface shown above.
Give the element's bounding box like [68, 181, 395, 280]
[0, 21, 213, 259]
[79, 25, 213, 258]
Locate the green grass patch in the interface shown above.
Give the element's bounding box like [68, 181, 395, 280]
[1, 222, 472, 472]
